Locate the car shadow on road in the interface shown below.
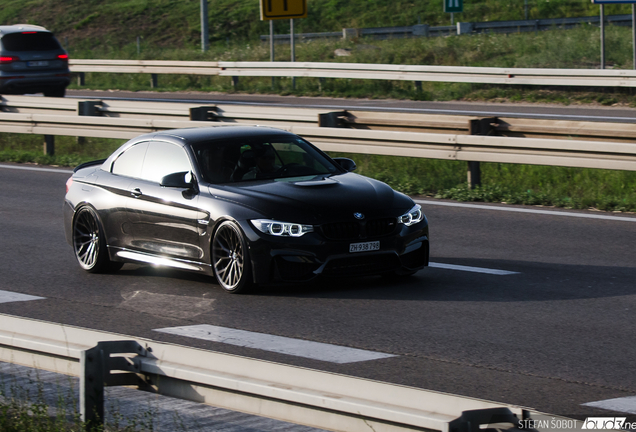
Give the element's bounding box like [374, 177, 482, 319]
[249, 257, 636, 302]
[110, 257, 635, 303]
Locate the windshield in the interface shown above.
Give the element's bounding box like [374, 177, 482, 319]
[191, 135, 342, 184]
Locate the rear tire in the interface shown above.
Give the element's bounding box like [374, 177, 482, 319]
[212, 221, 253, 294]
[72, 206, 121, 273]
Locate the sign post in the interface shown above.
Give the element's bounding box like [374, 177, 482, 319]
[260, 0, 308, 88]
[201, 0, 209, 52]
[592, 0, 636, 69]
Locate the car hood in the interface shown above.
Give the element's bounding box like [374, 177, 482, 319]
[208, 173, 413, 222]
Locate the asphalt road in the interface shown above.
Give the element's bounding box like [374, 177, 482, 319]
[68, 89, 636, 123]
[1, 163, 635, 420]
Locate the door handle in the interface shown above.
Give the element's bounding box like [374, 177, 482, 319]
[130, 188, 142, 197]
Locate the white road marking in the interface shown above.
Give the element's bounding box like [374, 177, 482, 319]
[428, 262, 519, 275]
[582, 396, 636, 414]
[0, 290, 45, 304]
[416, 199, 636, 222]
[154, 324, 397, 364]
[0, 164, 73, 174]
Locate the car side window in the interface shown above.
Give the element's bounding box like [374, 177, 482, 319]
[111, 142, 149, 178]
[140, 141, 192, 183]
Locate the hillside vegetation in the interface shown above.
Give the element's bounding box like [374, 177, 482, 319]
[1, 0, 634, 50]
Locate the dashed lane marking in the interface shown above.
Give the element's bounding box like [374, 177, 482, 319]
[0, 290, 45, 304]
[582, 396, 636, 414]
[429, 262, 520, 275]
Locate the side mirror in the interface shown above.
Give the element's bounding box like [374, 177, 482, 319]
[161, 171, 195, 189]
[333, 157, 357, 172]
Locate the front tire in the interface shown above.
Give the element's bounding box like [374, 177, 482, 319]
[73, 206, 121, 273]
[212, 221, 253, 293]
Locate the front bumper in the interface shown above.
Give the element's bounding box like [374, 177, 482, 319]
[0, 71, 70, 94]
[242, 220, 429, 284]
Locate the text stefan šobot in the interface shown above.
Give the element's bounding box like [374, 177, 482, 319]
[518, 417, 636, 430]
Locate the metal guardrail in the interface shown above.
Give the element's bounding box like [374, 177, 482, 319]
[0, 313, 546, 432]
[68, 59, 636, 88]
[1, 95, 636, 172]
[4, 95, 636, 143]
[260, 14, 633, 42]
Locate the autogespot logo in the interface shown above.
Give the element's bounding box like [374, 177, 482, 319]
[582, 418, 633, 430]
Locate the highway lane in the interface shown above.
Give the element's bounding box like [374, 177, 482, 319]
[68, 89, 636, 123]
[1, 163, 635, 420]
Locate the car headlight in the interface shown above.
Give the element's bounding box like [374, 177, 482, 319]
[398, 204, 424, 226]
[251, 219, 314, 237]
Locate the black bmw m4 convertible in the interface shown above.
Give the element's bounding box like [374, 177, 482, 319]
[64, 126, 429, 293]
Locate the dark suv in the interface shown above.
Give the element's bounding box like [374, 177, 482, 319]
[0, 24, 70, 97]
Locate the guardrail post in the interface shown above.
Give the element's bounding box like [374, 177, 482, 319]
[449, 407, 528, 432]
[190, 106, 218, 121]
[468, 117, 499, 189]
[318, 111, 348, 128]
[78, 101, 102, 117]
[342, 28, 358, 39]
[77, 72, 85, 86]
[413, 24, 430, 37]
[80, 341, 147, 430]
[77, 101, 102, 145]
[457, 22, 474, 35]
[231, 76, 239, 88]
[414, 81, 423, 92]
[43, 135, 55, 156]
[150, 73, 158, 88]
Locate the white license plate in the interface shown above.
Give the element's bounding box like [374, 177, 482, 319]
[349, 241, 380, 253]
[28, 61, 49, 67]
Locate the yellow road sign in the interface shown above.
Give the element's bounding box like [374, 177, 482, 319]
[260, 0, 308, 20]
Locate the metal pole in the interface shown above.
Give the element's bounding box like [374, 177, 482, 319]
[633, 4, 635, 69]
[290, 19, 295, 62]
[270, 20, 275, 88]
[201, 0, 209, 52]
[291, 19, 296, 90]
[600, 4, 605, 69]
[524, 0, 528, 20]
[451, 12, 454, 26]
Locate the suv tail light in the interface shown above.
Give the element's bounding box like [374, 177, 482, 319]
[0, 56, 20, 64]
[57, 53, 68, 62]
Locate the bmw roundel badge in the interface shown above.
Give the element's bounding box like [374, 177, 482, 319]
[353, 212, 365, 220]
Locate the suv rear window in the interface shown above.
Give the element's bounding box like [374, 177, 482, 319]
[1, 32, 62, 51]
